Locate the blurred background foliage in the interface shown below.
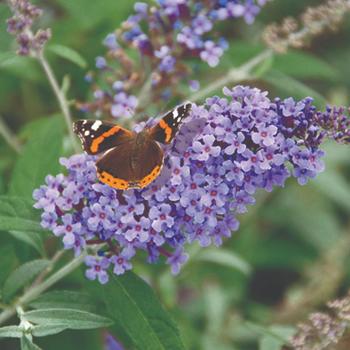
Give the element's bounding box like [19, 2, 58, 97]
[0, 0, 349, 349]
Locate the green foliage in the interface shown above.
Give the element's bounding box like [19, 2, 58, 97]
[0, 196, 43, 233]
[21, 336, 42, 350]
[9, 116, 65, 199]
[0, 326, 23, 339]
[23, 309, 113, 330]
[30, 290, 98, 313]
[48, 45, 88, 69]
[103, 273, 185, 350]
[3, 259, 50, 301]
[193, 248, 252, 275]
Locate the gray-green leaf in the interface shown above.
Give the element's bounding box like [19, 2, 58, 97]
[23, 308, 113, 330]
[30, 290, 97, 313]
[103, 273, 185, 350]
[195, 248, 252, 276]
[48, 44, 87, 68]
[0, 196, 43, 233]
[21, 336, 42, 350]
[3, 259, 50, 301]
[32, 325, 68, 337]
[0, 325, 23, 338]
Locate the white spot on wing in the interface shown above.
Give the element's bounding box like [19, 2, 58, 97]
[91, 120, 102, 131]
[84, 130, 90, 136]
[172, 109, 179, 120]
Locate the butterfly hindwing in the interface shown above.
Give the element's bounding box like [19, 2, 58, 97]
[95, 142, 135, 190]
[134, 140, 164, 189]
[149, 102, 192, 144]
[73, 119, 133, 155]
[96, 139, 163, 190]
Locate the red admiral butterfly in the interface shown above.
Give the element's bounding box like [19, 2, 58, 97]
[73, 102, 192, 190]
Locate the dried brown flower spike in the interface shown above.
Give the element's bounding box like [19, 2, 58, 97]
[263, 0, 350, 53]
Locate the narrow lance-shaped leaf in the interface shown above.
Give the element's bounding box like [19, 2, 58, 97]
[21, 336, 43, 350]
[48, 44, 87, 68]
[30, 290, 98, 313]
[103, 272, 185, 350]
[0, 326, 23, 338]
[23, 308, 113, 330]
[0, 196, 43, 233]
[194, 248, 252, 276]
[32, 325, 68, 337]
[3, 259, 50, 301]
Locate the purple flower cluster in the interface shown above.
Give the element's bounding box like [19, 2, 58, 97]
[6, 0, 51, 56]
[33, 86, 350, 283]
[83, 0, 268, 118]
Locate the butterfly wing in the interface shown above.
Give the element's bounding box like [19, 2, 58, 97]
[133, 140, 164, 189]
[95, 142, 135, 190]
[96, 140, 163, 190]
[149, 102, 192, 144]
[73, 119, 133, 155]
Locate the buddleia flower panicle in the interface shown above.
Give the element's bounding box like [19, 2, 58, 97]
[6, 0, 51, 56]
[79, 0, 270, 118]
[33, 85, 350, 284]
[263, 0, 350, 53]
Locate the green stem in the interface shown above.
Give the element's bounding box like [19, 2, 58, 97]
[189, 49, 273, 102]
[0, 251, 87, 326]
[36, 52, 79, 152]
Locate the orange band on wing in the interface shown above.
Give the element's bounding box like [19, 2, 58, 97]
[98, 171, 129, 190]
[97, 165, 162, 191]
[91, 126, 121, 153]
[158, 119, 172, 143]
[138, 165, 162, 188]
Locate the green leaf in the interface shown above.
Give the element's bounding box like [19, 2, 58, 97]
[259, 325, 295, 350]
[194, 248, 252, 276]
[0, 244, 17, 286]
[30, 290, 98, 313]
[7, 230, 45, 254]
[245, 322, 294, 345]
[0, 53, 42, 82]
[23, 308, 113, 330]
[0, 52, 17, 67]
[0, 325, 23, 338]
[55, 0, 133, 29]
[263, 70, 327, 108]
[3, 259, 50, 301]
[32, 325, 68, 337]
[48, 44, 87, 68]
[10, 116, 64, 199]
[0, 196, 43, 233]
[103, 273, 185, 350]
[312, 170, 350, 212]
[21, 336, 43, 350]
[273, 51, 340, 80]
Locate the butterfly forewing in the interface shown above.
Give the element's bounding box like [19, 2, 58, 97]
[73, 102, 192, 190]
[149, 102, 192, 144]
[73, 120, 133, 155]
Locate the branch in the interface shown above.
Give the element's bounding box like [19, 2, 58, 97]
[0, 115, 22, 154]
[189, 49, 273, 102]
[36, 52, 79, 152]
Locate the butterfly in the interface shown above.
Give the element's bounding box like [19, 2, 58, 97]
[73, 102, 192, 190]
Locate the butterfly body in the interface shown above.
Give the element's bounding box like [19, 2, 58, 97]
[73, 102, 192, 190]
